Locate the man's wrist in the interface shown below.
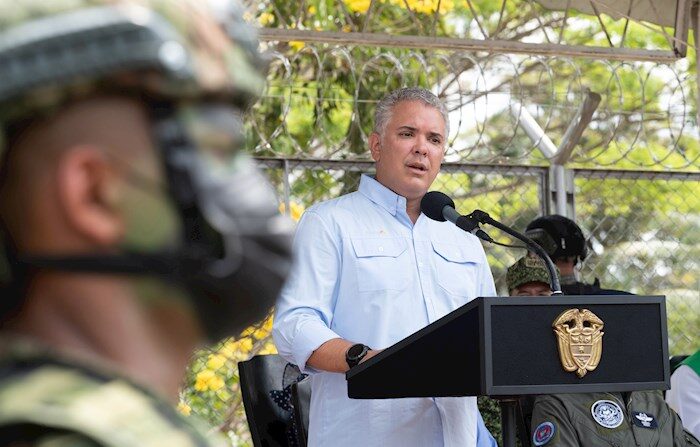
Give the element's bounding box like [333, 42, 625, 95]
[345, 343, 371, 368]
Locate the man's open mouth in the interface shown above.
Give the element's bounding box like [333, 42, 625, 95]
[407, 162, 428, 173]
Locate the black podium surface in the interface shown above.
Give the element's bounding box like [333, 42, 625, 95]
[346, 295, 669, 399]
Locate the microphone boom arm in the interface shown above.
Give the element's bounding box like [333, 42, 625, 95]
[468, 210, 562, 294]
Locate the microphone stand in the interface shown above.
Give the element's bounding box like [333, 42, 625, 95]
[468, 209, 561, 447]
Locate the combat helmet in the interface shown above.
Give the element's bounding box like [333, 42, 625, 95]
[0, 0, 293, 342]
[525, 215, 588, 263]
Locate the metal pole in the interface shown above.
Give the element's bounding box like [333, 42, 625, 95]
[256, 28, 679, 62]
[553, 164, 568, 216]
[283, 159, 291, 217]
[510, 103, 557, 158]
[694, 3, 700, 128]
[500, 398, 519, 447]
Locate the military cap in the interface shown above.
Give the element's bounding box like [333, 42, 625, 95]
[506, 255, 559, 292]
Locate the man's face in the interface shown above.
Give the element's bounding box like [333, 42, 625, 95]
[511, 282, 553, 297]
[370, 100, 445, 201]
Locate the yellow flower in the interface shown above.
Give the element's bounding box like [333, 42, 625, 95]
[345, 0, 372, 13]
[259, 342, 278, 355]
[209, 376, 225, 391]
[194, 370, 225, 392]
[194, 370, 214, 391]
[263, 315, 274, 332]
[177, 402, 191, 416]
[238, 338, 254, 353]
[206, 353, 227, 371]
[341, 25, 352, 33]
[253, 326, 270, 340]
[258, 12, 275, 26]
[389, 0, 454, 14]
[308, 5, 317, 14]
[278, 201, 305, 222]
[220, 339, 238, 359]
[289, 41, 305, 51]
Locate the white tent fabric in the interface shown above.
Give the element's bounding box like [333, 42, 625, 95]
[534, 0, 681, 27]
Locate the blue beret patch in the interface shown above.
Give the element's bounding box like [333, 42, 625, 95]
[533, 421, 556, 446]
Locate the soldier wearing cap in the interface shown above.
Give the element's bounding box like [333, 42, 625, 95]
[525, 215, 631, 295]
[504, 259, 699, 446]
[506, 254, 558, 297]
[0, 1, 293, 445]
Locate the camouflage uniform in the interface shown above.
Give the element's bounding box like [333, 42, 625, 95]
[0, 338, 228, 447]
[530, 391, 700, 446]
[506, 255, 559, 292]
[0, 1, 284, 445]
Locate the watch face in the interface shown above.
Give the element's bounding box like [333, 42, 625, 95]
[347, 344, 365, 359]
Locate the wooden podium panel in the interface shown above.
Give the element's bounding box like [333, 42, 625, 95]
[346, 296, 669, 399]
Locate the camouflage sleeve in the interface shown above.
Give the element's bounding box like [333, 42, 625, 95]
[530, 395, 581, 446]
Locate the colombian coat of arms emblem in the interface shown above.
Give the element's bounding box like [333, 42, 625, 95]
[552, 308, 604, 378]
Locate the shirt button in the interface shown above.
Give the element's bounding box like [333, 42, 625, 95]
[378, 246, 384, 252]
[418, 261, 423, 267]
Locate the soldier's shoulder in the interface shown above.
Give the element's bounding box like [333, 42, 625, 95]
[0, 341, 225, 447]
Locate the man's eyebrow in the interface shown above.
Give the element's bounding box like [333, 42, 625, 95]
[396, 126, 444, 138]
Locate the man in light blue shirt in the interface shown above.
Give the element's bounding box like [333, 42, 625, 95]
[273, 87, 497, 446]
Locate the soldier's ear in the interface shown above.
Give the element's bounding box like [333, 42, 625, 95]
[56, 145, 124, 247]
[369, 132, 381, 162]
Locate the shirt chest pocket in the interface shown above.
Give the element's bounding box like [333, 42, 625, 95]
[350, 237, 410, 293]
[432, 241, 482, 298]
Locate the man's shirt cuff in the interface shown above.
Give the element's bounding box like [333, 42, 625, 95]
[292, 320, 341, 373]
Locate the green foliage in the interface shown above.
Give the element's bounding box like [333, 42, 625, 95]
[479, 396, 503, 445]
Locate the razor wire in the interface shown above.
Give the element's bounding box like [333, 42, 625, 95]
[247, 44, 699, 170]
[242, 0, 688, 55]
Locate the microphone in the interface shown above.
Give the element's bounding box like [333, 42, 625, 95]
[420, 191, 494, 243]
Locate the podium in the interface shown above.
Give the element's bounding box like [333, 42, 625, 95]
[346, 295, 669, 445]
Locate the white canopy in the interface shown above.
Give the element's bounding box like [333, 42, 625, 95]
[534, 0, 683, 28]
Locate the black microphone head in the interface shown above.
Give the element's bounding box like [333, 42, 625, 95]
[420, 191, 455, 222]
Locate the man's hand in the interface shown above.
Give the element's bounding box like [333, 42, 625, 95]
[359, 349, 382, 364]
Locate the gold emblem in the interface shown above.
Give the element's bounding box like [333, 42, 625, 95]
[553, 308, 604, 378]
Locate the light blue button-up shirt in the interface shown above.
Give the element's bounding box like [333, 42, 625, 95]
[273, 175, 498, 447]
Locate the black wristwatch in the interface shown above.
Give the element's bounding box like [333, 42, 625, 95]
[345, 343, 371, 368]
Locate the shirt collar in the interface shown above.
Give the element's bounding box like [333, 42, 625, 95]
[358, 174, 407, 217]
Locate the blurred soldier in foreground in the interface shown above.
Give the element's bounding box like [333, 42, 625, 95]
[0, 1, 293, 445]
[525, 215, 631, 295]
[505, 259, 699, 446]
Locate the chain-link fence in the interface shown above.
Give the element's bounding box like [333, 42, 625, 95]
[180, 160, 699, 445]
[573, 169, 700, 355]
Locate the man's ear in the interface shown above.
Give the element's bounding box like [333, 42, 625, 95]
[369, 132, 381, 162]
[56, 146, 124, 247]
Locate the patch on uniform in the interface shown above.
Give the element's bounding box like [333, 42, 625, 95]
[632, 411, 658, 429]
[591, 399, 624, 429]
[533, 421, 556, 446]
